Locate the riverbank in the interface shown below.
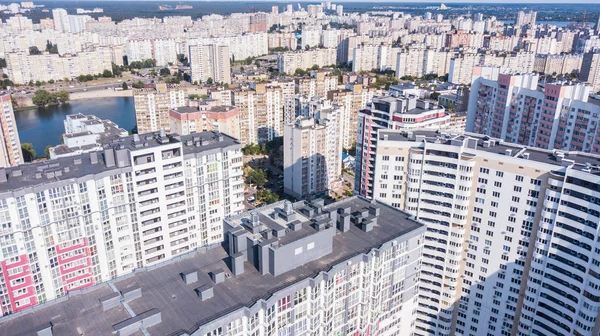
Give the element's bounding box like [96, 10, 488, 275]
[16, 97, 136, 155]
[69, 89, 133, 101]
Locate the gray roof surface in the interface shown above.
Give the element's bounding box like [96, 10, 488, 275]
[378, 129, 600, 170]
[0, 197, 424, 336]
[0, 131, 241, 193]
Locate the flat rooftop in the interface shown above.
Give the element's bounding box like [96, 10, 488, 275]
[0, 197, 423, 336]
[378, 129, 600, 172]
[0, 131, 241, 194]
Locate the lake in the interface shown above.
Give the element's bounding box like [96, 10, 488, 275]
[15, 97, 136, 155]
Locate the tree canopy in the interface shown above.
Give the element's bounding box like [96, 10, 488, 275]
[32, 90, 69, 107]
[21, 143, 36, 162]
[246, 169, 267, 187]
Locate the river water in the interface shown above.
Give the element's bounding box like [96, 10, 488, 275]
[15, 97, 136, 155]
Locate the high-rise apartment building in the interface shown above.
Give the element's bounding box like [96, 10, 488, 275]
[0, 94, 22, 168]
[277, 48, 337, 75]
[133, 83, 186, 134]
[579, 51, 600, 94]
[232, 82, 284, 145]
[4, 49, 113, 84]
[51, 8, 69, 33]
[125, 38, 177, 66]
[189, 44, 231, 85]
[515, 10, 537, 27]
[0, 197, 425, 336]
[328, 83, 378, 149]
[468, 68, 600, 153]
[284, 103, 343, 199]
[169, 101, 240, 140]
[362, 128, 600, 336]
[294, 70, 338, 99]
[354, 91, 449, 198]
[0, 131, 244, 314]
[352, 44, 399, 72]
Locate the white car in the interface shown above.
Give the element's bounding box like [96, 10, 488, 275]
[247, 196, 256, 203]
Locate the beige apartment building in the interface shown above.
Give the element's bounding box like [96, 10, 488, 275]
[133, 82, 186, 134]
[232, 82, 284, 145]
[169, 100, 240, 140]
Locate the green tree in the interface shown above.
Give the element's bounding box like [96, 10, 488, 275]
[132, 80, 145, 89]
[246, 169, 267, 187]
[430, 92, 440, 100]
[0, 58, 6, 68]
[177, 54, 189, 66]
[35, 81, 42, 87]
[206, 77, 214, 85]
[55, 91, 69, 103]
[85, 74, 93, 81]
[46, 41, 58, 54]
[257, 189, 279, 204]
[102, 69, 113, 78]
[122, 82, 128, 90]
[347, 141, 357, 156]
[294, 68, 307, 76]
[29, 46, 41, 55]
[44, 145, 52, 159]
[10, 95, 18, 108]
[311, 64, 320, 70]
[189, 94, 200, 100]
[159, 68, 170, 76]
[21, 143, 36, 162]
[32, 89, 53, 106]
[112, 63, 122, 76]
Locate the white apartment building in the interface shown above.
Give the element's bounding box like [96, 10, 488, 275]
[189, 44, 231, 85]
[355, 91, 449, 198]
[125, 38, 177, 66]
[301, 26, 322, 49]
[0, 197, 426, 336]
[448, 52, 535, 85]
[396, 47, 453, 78]
[52, 8, 69, 33]
[277, 48, 337, 75]
[365, 128, 600, 336]
[284, 103, 343, 199]
[352, 44, 400, 72]
[0, 94, 22, 168]
[187, 33, 268, 61]
[4, 49, 112, 84]
[468, 68, 600, 153]
[0, 131, 244, 314]
[580, 51, 600, 94]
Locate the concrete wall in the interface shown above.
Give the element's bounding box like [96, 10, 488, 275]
[270, 226, 335, 276]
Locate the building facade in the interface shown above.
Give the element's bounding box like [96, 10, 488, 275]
[232, 82, 284, 145]
[354, 91, 449, 198]
[368, 128, 600, 336]
[284, 103, 343, 199]
[468, 68, 600, 153]
[189, 44, 231, 85]
[169, 102, 240, 140]
[0, 197, 425, 336]
[0, 94, 22, 168]
[133, 83, 186, 134]
[0, 131, 244, 314]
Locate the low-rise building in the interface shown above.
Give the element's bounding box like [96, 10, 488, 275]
[49, 114, 129, 159]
